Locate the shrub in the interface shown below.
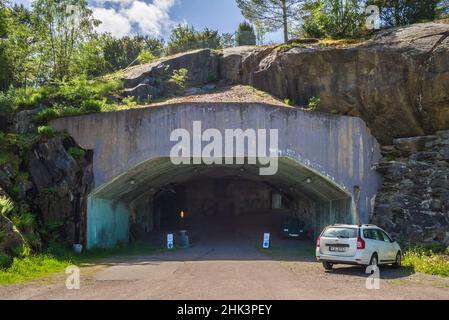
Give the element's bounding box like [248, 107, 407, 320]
[81, 99, 103, 113]
[307, 96, 321, 111]
[207, 72, 218, 83]
[137, 50, 157, 64]
[0, 253, 12, 270]
[14, 87, 52, 108]
[168, 68, 189, 92]
[0, 196, 14, 216]
[68, 147, 86, 160]
[37, 125, 56, 139]
[402, 246, 449, 277]
[0, 90, 15, 113]
[122, 96, 137, 107]
[10, 210, 35, 233]
[284, 98, 292, 106]
[34, 108, 60, 124]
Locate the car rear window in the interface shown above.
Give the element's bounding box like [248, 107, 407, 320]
[322, 227, 357, 239]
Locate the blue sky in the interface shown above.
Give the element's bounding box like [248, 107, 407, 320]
[12, 0, 284, 44]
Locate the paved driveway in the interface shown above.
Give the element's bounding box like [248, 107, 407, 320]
[0, 229, 448, 300]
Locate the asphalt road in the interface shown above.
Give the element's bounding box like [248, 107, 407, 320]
[0, 226, 448, 300]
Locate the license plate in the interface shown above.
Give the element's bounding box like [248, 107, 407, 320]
[329, 246, 346, 252]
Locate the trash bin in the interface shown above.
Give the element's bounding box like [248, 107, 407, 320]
[179, 230, 190, 248]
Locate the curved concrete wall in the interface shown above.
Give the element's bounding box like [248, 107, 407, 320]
[51, 103, 383, 225]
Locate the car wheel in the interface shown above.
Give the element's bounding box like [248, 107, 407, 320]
[369, 253, 378, 267]
[323, 262, 333, 271]
[392, 252, 402, 268]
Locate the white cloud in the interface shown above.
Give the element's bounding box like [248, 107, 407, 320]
[91, 0, 135, 5]
[12, 0, 177, 38]
[91, 0, 176, 38]
[92, 7, 132, 38]
[121, 0, 175, 36]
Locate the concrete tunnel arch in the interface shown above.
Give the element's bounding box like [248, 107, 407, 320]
[50, 102, 383, 248]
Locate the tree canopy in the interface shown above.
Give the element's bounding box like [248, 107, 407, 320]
[367, 0, 447, 26]
[236, 0, 304, 42]
[298, 0, 365, 39]
[236, 22, 257, 46]
[166, 24, 222, 55]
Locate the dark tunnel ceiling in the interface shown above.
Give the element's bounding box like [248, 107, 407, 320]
[92, 157, 351, 204]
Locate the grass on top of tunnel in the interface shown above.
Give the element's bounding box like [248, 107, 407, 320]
[0, 243, 169, 284]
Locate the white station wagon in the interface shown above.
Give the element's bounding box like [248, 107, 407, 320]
[316, 224, 402, 270]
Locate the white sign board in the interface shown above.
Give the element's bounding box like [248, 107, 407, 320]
[263, 233, 270, 249]
[167, 234, 174, 249]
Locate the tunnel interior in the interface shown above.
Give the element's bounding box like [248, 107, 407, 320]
[87, 157, 354, 249]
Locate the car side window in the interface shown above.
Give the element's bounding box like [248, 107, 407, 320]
[363, 229, 378, 240]
[380, 230, 393, 243]
[375, 230, 389, 242]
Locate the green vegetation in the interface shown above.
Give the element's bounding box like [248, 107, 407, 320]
[67, 147, 86, 160]
[137, 49, 158, 64]
[37, 125, 55, 139]
[168, 68, 189, 92]
[237, 0, 449, 41]
[102, 35, 164, 72]
[299, 0, 365, 39]
[166, 24, 222, 55]
[0, 196, 31, 268]
[307, 96, 321, 111]
[237, 0, 303, 42]
[284, 98, 292, 106]
[0, 254, 72, 284]
[236, 21, 257, 46]
[367, 0, 448, 27]
[0, 243, 170, 284]
[0, 89, 15, 113]
[31, 76, 123, 123]
[402, 245, 449, 277]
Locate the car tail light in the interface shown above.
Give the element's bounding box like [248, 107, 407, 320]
[357, 236, 365, 250]
[316, 236, 321, 248]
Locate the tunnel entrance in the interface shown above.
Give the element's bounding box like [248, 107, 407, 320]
[142, 177, 317, 247]
[87, 157, 354, 249]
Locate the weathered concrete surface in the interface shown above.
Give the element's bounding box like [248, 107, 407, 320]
[51, 103, 382, 247]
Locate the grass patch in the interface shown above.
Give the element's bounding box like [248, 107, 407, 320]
[402, 246, 449, 277]
[37, 125, 56, 139]
[0, 255, 72, 284]
[67, 147, 86, 160]
[0, 243, 171, 284]
[317, 38, 364, 47]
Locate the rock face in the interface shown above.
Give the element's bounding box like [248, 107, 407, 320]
[372, 130, 449, 246]
[232, 22, 449, 145]
[28, 136, 94, 245]
[0, 193, 28, 264]
[123, 49, 219, 102]
[124, 22, 449, 144]
[0, 136, 93, 250]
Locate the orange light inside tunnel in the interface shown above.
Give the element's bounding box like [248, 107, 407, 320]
[180, 211, 185, 219]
